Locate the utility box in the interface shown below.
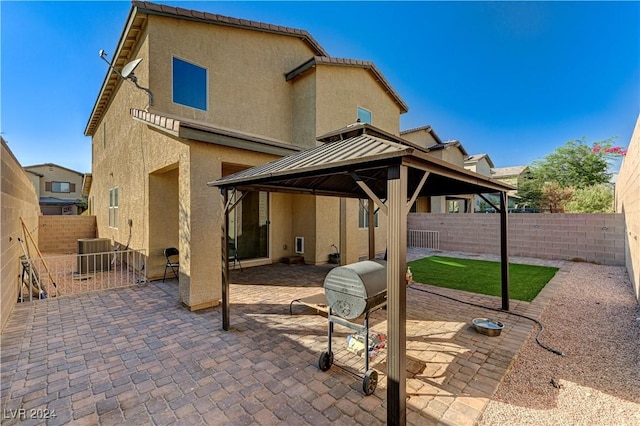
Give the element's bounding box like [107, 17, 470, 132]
[77, 238, 111, 274]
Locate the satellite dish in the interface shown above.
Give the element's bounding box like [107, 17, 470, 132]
[121, 58, 143, 79]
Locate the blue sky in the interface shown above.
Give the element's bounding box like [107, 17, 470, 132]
[2, 1, 638, 173]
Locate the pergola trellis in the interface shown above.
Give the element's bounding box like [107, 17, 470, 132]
[208, 123, 514, 425]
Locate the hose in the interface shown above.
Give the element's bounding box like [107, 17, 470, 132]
[408, 285, 566, 356]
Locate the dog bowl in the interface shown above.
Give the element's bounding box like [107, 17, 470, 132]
[472, 318, 504, 337]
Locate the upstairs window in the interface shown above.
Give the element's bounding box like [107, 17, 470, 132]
[46, 181, 74, 193]
[357, 106, 372, 124]
[173, 57, 207, 110]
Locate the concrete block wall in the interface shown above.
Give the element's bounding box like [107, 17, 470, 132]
[408, 213, 625, 266]
[1, 138, 41, 331]
[38, 215, 97, 253]
[615, 114, 640, 300]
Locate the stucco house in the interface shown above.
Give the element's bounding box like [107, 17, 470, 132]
[490, 165, 530, 208]
[84, 1, 409, 310]
[400, 126, 473, 213]
[23, 163, 86, 215]
[464, 153, 495, 212]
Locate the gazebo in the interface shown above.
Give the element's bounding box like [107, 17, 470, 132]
[208, 123, 514, 425]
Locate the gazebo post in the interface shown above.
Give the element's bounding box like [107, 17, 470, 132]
[500, 191, 510, 311]
[222, 189, 230, 330]
[386, 165, 407, 425]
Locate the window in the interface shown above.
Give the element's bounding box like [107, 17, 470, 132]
[109, 187, 119, 228]
[173, 57, 207, 110]
[47, 181, 73, 193]
[358, 199, 379, 228]
[357, 106, 372, 124]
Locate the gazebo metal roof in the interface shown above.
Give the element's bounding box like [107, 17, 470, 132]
[210, 123, 513, 199]
[208, 122, 514, 426]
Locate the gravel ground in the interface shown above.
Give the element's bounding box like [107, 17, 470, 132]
[479, 262, 640, 425]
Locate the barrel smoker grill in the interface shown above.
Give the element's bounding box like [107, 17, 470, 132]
[318, 260, 387, 395]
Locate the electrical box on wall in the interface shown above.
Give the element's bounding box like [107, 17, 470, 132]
[295, 237, 304, 254]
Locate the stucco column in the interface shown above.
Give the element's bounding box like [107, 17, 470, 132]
[179, 148, 222, 310]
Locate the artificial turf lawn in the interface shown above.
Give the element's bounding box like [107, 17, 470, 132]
[408, 255, 559, 302]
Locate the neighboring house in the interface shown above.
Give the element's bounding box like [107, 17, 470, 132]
[491, 165, 530, 208]
[464, 153, 495, 212]
[23, 163, 86, 215]
[401, 126, 473, 213]
[84, 1, 408, 311]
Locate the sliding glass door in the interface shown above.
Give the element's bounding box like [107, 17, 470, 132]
[228, 191, 269, 260]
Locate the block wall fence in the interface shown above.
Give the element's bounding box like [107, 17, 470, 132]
[408, 213, 625, 266]
[615, 114, 640, 301]
[38, 215, 97, 253]
[1, 139, 41, 331]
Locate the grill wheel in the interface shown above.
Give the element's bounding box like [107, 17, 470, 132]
[363, 369, 378, 395]
[318, 351, 334, 371]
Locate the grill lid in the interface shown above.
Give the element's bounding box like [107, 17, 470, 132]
[324, 260, 387, 319]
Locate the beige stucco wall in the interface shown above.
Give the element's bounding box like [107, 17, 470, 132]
[1, 139, 41, 331]
[148, 15, 317, 145]
[25, 172, 41, 197]
[88, 10, 410, 309]
[474, 159, 492, 177]
[24, 164, 84, 200]
[401, 129, 439, 149]
[315, 65, 401, 136]
[291, 71, 317, 149]
[615, 114, 640, 301]
[408, 213, 625, 265]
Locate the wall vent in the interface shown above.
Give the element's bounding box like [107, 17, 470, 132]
[295, 236, 304, 254]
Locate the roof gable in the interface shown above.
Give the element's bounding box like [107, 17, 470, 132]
[24, 163, 84, 176]
[286, 56, 409, 113]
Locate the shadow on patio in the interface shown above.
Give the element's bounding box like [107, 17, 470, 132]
[1, 256, 567, 425]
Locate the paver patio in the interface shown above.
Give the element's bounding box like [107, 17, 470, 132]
[0, 251, 568, 425]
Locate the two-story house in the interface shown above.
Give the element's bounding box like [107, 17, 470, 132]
[400, 126, 474, 213]
[23, 163, 86, 215]
[464, 153, 495, 212]
[84, 1, 408, 310]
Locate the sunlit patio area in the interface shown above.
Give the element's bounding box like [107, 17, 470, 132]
[1, 251, 569, 425]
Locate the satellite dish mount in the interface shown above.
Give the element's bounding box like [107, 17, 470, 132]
[99, 50, 154, 106]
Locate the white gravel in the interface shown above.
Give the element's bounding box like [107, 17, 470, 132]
[479, 262, 640, 425]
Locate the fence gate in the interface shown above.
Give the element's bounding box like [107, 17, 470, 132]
[408, 230, 439, 250]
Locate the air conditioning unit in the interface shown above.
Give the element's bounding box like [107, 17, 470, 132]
[77, 238, 111, 274]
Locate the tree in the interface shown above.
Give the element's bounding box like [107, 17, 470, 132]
[541, 181, 574, 213]
[532, 138, 616, 189]
[519, 137, 625, 211]
[565, 184, 614, 213]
